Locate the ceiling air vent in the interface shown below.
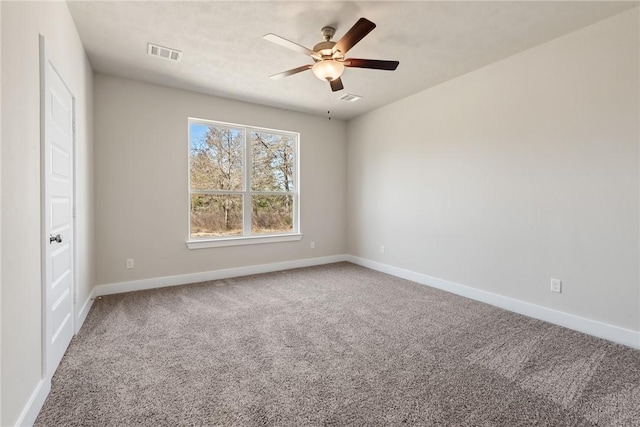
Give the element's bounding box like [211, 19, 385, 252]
[147, 43, 182, 62]
[338, 93, 363, 102]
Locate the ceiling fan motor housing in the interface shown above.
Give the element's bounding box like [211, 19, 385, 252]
[312, 30, 343, 82]
[313, 41, 339, 61]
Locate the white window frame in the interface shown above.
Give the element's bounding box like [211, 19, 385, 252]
[186, 117, 301, 249]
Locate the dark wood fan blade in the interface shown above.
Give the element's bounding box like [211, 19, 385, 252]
[329, 77, 344, 92]
[333, 18, 376, 55]
[344, 58, 399, 71]
[269, 64, 313, 80]
[263, 33, 321, 59]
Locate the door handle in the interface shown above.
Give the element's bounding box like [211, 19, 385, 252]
[49, 234, 63, 244]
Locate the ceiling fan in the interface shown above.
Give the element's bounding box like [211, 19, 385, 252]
[263, 17, 399, 92]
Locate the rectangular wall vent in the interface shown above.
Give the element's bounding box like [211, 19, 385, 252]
[339, 93, 363, 102]
[147, 43, 182, 62]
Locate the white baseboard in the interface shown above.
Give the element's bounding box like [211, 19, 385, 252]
[95, 254, 349, 296]
[14, 378, 51, 427]
[14, 292, 95, 426]
[75, 289, 95, 334]
[346, 255, 640, 350]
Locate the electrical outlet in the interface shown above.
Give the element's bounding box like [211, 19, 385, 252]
[380, 245, 385, 254]
[310, 241, 315, 249]
[126, 259, 135, 269]
[550, 278, 562, 293]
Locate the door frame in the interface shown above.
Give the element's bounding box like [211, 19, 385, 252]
[39, 34, 77, 379]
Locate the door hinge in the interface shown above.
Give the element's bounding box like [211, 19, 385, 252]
[72, 120, 76, 132]
[72, 206, 77, 219]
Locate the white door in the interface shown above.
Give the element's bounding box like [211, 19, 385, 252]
[41, 37, 75, 376]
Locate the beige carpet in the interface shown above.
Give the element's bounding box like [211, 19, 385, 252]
[35, 262, 640, 426]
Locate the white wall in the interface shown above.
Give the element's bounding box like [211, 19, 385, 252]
[347, 9, 639, 333]
[93, 75, 347, 286]
[0, 2, 3, 424]
[1, 1, 94, 425]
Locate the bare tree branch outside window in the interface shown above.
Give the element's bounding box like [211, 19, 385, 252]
[189, 120, 298, 239]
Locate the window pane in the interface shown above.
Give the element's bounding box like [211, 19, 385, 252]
[190, 194, 243, 238]
[252, 195, 293, 235]
[251, 131, 295, 192]
[190, 124, 244, 191]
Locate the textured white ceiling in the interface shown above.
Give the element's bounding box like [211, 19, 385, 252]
[67, 1, 636, 120]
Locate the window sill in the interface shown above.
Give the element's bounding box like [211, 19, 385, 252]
[186, 233, 302, 249]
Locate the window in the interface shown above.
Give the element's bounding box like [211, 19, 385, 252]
[187, 118, 300, 248]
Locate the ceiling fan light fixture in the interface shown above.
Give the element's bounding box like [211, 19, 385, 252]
[265, 18, 398, 91]
[312, 60, 344, 82]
